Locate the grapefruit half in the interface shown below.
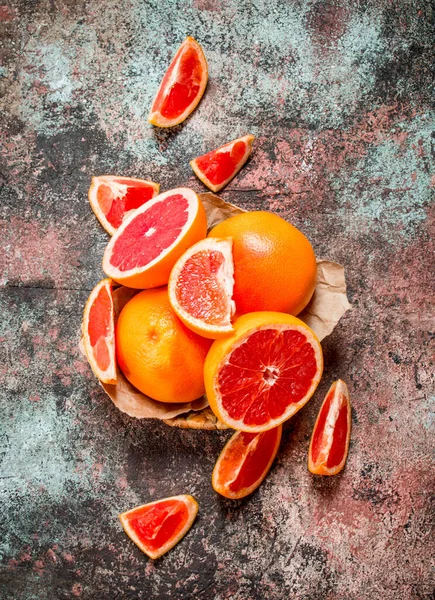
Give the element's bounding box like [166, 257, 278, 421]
[205, 312, 323, 432]
[148, 37, 208, 128]
[119, 495, 198, 559]
[212, 425, 282, 499]
[88, 175, 159, 235]
[308, 379, 351, 476]
[190, 134, 255, 192]
[82, 278, 116, 384]
[102, 188, 207, 289]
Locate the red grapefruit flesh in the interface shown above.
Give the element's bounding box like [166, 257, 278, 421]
[308, 379, 351, 476]
[102, 188, 207, 289]
[119, 495, 198, 559]
[88, 176, 159, 235]
[205, 312, 323, 432]
[82, 278, 116, 384]
[190, 134, 255, 192]
[148, 37, 208, 128]
[168, 237, 235, 339]
[212, 425, 282, 499]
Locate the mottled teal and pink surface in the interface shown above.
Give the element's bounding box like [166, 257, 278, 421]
[1, 0, 434, 598]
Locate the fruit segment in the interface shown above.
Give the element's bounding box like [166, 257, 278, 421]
[205, 312, 323, 432]
[212, 425, 282, 499]
[88, 176, 160, 235]
[308, 379, 351, 476]
[190, 134, 255, 192]
[119, 495, 198, 559]
[148, 37, 208, 128]
[168, 237, 235, 339]
[82, 278, 117, 384]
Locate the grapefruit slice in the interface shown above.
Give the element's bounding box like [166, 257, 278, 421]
[168, 237, 235, 339]
[148, 37, 208, 128]
[204, 312, 323, 432]
[88, 176, 160, 235]
[102, 188, 207, 289]
[212, 425, 282, 499]
[190, 134, 255, 192]
[308, 379, 351, 476]
[119, 495, 198, 559]
[82, 278, 116, 384]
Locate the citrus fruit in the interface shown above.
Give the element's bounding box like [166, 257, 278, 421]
[82, 278, 117, 384]
[204, 312, 323, 432]
[190, 134, 255, 192]
[148, 37, 208, 128]
[116, 287, 212, 403]
[209, 211, 317, 316]
[119, 495, 198, 559]
[168, 237, 235, 339]
[102, 188, 207, 289]
[88, 175, 159, 235]
[212, 425, 282, 499]
[308, 379, 351, 476]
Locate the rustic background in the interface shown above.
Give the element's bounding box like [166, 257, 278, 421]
[1, 1, 434, 598]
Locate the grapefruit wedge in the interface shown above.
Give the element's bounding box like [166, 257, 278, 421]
[168, 237, 235, 339]
[212, 425, 282, 499]
[102, 188, 207, 289]
[119, 495, 198, 559]
[308, 379, 351, 476]
[82, 278, 116, 384]
[204, 312, 323, 432]
[88, 175, 159, 235]
[148, 37, 208, 128]
[190, 134, 255, 192]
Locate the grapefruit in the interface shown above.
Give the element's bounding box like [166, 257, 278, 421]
[148, 37, 208, 128]
[212, 425, 282, 499]
[88, 175, 159, 235]
[308, 379, 351, 476]
[168, 237, 235, 339]
[209, 211, 317, 316]
[116, 287, 212, 403]
[119, 495, 198, 559]
[204, 312, 323, 432]
[82, 278, 116, 384]
[190, 134, 255, 192]
[102, 188, 207, 289]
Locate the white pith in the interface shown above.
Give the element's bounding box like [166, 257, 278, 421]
[119, 495, 198, 559]
[103, 188, 200, 277]
[213, 324, 323, 433]
[168, 237, 235, 334]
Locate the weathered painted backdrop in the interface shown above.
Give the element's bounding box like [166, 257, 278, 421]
[1, 0, 434, 598]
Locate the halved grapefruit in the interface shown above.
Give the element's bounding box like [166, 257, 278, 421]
[82, 278, 116, 384]
[102, 188, 207, 289]
[148, 37, 208, 128]
[119, 495, 198, 559]
[308, 379, 351, 476]
[168, 237, 235, 339]
[204, 312, 323, 432]
[190, 134, 255, 192]
[212, 425, 282, 499]
[88, 176, 160, 235]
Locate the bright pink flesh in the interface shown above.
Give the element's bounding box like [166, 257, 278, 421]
[311, 388, 349, 468]
[98, 179, 156, 230]
[110, 194, 188, 271]
[195, 141, 247, 186]
[175, 250, 228, 325]
[87, 285, 112, 371]
[218, 329, 317, 426]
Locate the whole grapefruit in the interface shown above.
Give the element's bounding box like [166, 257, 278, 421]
[116, 287, 212, 403]
[209, 211, 316, 315]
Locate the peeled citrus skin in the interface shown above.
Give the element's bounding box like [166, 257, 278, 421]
[116, 287, 212, 403]
[209, 211, 317, 315]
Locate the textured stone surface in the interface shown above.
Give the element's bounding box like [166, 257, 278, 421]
[1, 1, 434, 598]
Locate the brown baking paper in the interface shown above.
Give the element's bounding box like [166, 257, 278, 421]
[82, 193, 351, 428]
